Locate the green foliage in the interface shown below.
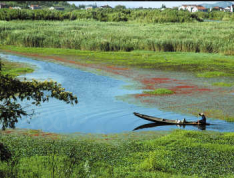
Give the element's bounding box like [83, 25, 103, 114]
[1, 130, 234, 177]
[212, 82, 234, 87]
[196, 71, 234, 78]
[0, 8, 202, 22]
[1, 20, 234, 54]
[0, 143, 11, 162]
[0, 59, 78, 130]
[143, 88, 174, 95]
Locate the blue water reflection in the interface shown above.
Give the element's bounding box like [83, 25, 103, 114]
[1, 53, 234, 133]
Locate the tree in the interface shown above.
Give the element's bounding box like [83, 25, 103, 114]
[115, 5, 126, 10]
[161, 4, 166, 8]
[0, 59, 78, 130]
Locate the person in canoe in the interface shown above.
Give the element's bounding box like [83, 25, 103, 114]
[196, 113, 206, 124]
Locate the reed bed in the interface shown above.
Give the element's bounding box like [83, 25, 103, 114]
[1, 20, 234, 54]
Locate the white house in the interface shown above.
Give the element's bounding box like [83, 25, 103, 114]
[179, 4, 196, 12]
[179, 4, 207, 12]
[191, 6, 208, 12]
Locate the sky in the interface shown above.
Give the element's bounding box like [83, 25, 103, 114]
[68, 1, 218, 8]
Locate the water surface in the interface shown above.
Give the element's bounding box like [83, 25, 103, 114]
[1, 52, 234, 133]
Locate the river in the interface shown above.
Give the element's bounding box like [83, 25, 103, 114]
[1, 52, 234, 133]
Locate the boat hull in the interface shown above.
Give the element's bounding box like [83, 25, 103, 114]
[133, 112, 210, 125]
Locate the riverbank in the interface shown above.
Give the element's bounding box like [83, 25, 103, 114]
[1, 129, 234, 177]
[1, 46, 234, 122]
[1, 45, 234, 77]
[1, 59, 34, 77]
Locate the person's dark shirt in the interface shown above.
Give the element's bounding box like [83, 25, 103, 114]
[199, 115, 206, 123]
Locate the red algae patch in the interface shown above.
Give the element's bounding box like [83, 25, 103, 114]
[106, 65, 129, 71]
[141, 78, 171, 85]
[176, 85, 195, 89]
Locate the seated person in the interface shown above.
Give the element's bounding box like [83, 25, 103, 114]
[197, 113, 206, 124]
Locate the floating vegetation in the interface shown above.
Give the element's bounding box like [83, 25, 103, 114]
[143, 88, 174, 95]
[196, 71, 233, 78]
[212, 82, 234, 87]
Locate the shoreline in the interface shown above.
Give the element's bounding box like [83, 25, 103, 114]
[1, 46, 234, 122]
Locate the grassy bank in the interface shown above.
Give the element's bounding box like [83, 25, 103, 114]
[1, 59, 34, 77]
[1, 45, 234, 77]
[1, 21, 234, 54]
[0, 129, 234, 177]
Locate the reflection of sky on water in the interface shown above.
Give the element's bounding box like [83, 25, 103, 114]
[1, 52, 234, 134]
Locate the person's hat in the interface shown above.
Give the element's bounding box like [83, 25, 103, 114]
[199, 113, 204, 116]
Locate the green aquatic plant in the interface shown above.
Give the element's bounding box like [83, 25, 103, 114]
[196, 71, 233, 78]
[143, 88, 174, 95]
[1, 60, 34, 77]
[212, 82, 234, 87]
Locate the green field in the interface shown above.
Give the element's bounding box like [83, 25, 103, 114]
[1, 129, 234, 178]
[1, 20, 234, 54]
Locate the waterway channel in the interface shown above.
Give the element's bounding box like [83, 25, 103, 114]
[1, 52, 234, 133]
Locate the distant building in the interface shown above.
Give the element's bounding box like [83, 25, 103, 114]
[0, 3, 7, 9]
[85, 5, 97, 10]
[231, 5, 234, 12]
[100, 5, 112, 9]
[224, 6, 231, 12]
[49, 7, 64, 11]
[30, 5, 41, 10]
[191, 6, 208, 12]
[210, 6, 224, 11]
[179, 4, 207, 12]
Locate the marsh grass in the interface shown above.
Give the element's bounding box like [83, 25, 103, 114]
[1, 21, 234, 54]
[1, 129, 234, 177]
[1, 60, 34, 77]
[143, 88, 174, 95]
[196, 71, 234, 78]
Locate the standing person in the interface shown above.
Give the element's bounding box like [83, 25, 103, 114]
[197, 113, 206, 124]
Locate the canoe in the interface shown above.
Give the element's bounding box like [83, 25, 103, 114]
[133, 112, 210, 125]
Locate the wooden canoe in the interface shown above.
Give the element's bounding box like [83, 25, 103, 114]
[133, 112, 210, 125]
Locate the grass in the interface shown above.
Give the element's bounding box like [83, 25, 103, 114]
[143, 88, 174, 95]
[1, 129, 234, 177]
[1, 46, 234, 78]
[1, 60, 34, 77]
[196, 71, 234, 78]
[0, 20, 234, 54]
[212, 82, 234, 87]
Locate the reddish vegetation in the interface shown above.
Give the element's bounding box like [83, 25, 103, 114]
[176, 85, 195, 89]
[134, 93, 152, 98]
[106, 65, 128, 70]
[3, 49, 216, 106]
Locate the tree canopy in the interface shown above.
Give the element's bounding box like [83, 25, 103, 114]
[0, 59, 78, 130]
